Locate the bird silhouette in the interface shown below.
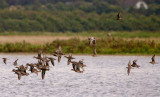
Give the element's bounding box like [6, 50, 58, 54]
[2, 58, 7, 64]
[150, 54, 156, 64]
[65, 54, 75, 65]
[117, 12, 122, 20]
[47, 57, 56, 66]
[127, 61, 132, 76]
[13, 59, 18, 66]
[131, 59, 140, 68]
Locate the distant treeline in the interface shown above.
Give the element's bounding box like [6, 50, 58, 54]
[0, 10, 159, 32]
[1, 0, 160, 6]
[0, 0, 159, 32]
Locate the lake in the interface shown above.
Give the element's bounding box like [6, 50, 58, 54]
[0, 54, 160, 97]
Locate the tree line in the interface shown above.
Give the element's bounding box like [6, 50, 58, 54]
[0, 0, 159, 32]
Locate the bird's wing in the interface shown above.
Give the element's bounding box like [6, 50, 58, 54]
[117, 12, 120, 18]
[152, 55, 155, 61]
[133, 59, 137, 63]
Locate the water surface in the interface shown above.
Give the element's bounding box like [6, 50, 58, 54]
[0, 54, 160, 97]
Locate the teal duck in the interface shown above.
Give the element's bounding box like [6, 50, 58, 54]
[150, 54, 156, 64]
[131, 59, 140, 68]
[65, 54, 75, 65]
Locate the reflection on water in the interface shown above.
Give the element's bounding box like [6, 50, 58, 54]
[0, 54, 160, 97]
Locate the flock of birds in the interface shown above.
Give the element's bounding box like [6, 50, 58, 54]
[2, 46, 87, 80]
[1, 12, 155, 80]
[127, 54, 156, 76]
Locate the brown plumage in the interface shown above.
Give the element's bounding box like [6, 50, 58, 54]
[117, 12, 122, 20]
[65, 54, 75, 65]
[131, 59, 140, 68]
[127, 61, 132, 76]
[92, 47, 97, 57]
[71, 60, 86, 73]
[12, 65, 29, 80]
[71, 61, 78, 71]
[46, 60, 50, 68]
[12, 69, 21, 80]
[88, 37, 95, 46]
[57, 55, 62, 63]
[75, 60, 86, 73]
[13, 59, 18, 66]
[52, 46, 65, 63]
[93, 39, 96, 46]
[32, 68, 40, 75]
[41, 55, 47, 66]
[150, 54, 155, 64]
[2, 58, 7, 64]
[27, 63, 40, 75]
[41, 66, 49, 80]
[15, 71, 21, 80]
[38, 50, 42, 58]
[47, 57, 56, 66]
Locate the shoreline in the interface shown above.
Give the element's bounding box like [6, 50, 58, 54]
[0, 53, 157, 56]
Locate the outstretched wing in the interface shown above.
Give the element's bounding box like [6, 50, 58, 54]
[127, 61, 131, 75]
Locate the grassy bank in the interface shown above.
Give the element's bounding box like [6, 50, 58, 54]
[0, 31, 160, 38]
[0, 38, 159, 54]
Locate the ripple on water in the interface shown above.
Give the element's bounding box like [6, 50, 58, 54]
[0, 55, 160, 97]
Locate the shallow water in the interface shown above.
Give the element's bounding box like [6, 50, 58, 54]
[0, 54, 160, 97]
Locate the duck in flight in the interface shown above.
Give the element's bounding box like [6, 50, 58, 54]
[65, 54, 75, 65]
[131, 59, 140, 68]
[2, 58, 7, 64]
[13, 59, 18, 66]
[127, 61, 132, 76]
[117, 12, 122, 20]
[150, 54, 156, 64]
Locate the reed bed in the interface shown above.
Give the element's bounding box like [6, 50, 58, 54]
[0, 38, 160, 54]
